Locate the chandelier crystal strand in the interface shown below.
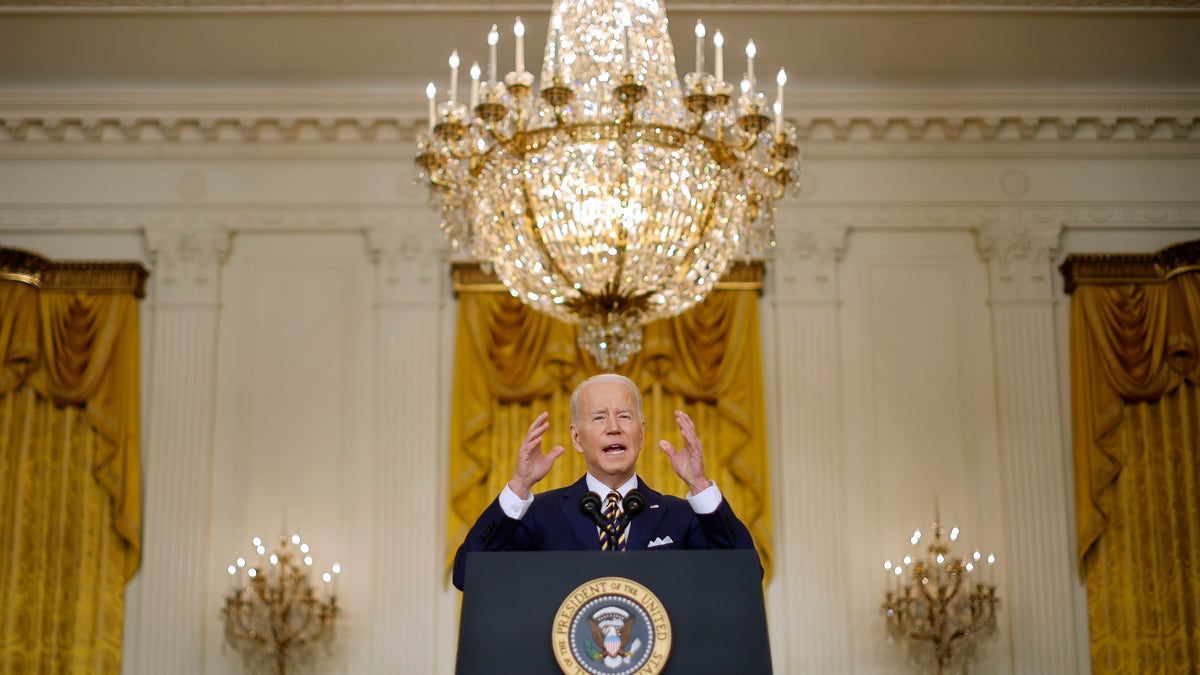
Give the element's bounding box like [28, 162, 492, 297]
[416, 0, 800, 369]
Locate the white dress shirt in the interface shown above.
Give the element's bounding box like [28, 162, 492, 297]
[498, 473, 725, 530]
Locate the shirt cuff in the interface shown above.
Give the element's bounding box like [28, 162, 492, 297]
[685, 481, 722, 515]
[499, 484, 534, 519]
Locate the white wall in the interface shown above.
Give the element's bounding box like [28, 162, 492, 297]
[2, 89, 1199, 674]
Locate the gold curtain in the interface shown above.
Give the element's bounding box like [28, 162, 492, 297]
[1064, 243, 1200, 674]
[0, 252, 144, 675]
[446, 287, 774, 582]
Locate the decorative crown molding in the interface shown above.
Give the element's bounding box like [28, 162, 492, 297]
[4, 113, 1196, 147]
[0, 245, 149, 296]
[2, 90, 1198, 160]
[1060, 239, 1200, 293]
[0, 0, 1196, 8]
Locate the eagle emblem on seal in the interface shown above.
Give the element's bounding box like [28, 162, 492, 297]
[588, 606, 639, 667]
[553, 577, 670, 675]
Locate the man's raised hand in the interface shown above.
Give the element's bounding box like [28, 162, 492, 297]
[509, 411, 565, 499]
[657, 410, 711, 495]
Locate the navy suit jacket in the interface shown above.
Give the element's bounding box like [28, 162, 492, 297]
[452, 475, 756, 590]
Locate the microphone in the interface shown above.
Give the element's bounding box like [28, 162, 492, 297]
[622, 489, 647, 520]
[579, 492, 606, 529]
[580, 492, 621, 549]
[581, 490, 647, 550]
[614, 489, 647, 543]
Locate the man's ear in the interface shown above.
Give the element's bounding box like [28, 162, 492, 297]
[569, 424, 583, 452]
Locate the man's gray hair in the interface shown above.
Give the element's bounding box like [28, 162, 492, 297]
[569, 373, 644, 424]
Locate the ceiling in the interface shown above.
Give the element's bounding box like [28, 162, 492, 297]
[0, 2, 1199, 96]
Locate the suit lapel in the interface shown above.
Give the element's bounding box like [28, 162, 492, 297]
[626, 479, 668, 551]
[559, 476, 602, 551]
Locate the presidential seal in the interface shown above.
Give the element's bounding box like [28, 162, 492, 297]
[552, 577, 671, 675]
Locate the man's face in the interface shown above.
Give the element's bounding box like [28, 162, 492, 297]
[570, 379, 644, 488]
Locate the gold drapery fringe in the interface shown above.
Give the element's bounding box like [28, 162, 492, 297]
[445, 282, 773, 583]
[1062, 240, 1200, 674]
[0, 248, 144, 674]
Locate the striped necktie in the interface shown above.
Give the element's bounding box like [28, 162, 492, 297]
[600, 491, 624, 551]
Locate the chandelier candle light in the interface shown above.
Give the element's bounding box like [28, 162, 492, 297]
[221, 534, 341, 675]
[416, 0, 800, 369]
[882, 516, 1001, 675]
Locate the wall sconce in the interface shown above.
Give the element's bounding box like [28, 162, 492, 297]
[881, 517, 1001, 674]
[221, 533, 341, 675]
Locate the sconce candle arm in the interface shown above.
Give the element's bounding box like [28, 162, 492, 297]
[881, 522, 1001, 675]
[220, 537, 339, 675]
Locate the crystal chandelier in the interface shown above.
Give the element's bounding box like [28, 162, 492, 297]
[221, 534, 341, 675]
[882, 518, 1001, 675]
[415, 0, 799, 369]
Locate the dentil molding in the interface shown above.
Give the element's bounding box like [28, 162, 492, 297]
[2, 90, 1198, 159]
[3, 114, 1195, 147]
[0, 0, 1195, 8]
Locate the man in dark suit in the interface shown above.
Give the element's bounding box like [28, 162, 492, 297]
[452, 373, 757, 590]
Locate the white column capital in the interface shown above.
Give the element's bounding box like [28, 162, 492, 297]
[366, 227, 450, 307]
[977, 224, 1063, 301]
[770, 227, 848, 304]
[143, 223, 231, 306]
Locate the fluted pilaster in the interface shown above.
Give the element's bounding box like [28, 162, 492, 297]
[980, 223, 1081, 674]
[768, 226, 853, 673]
[365, 228, 450, 672]
[127, 226, 230, 675]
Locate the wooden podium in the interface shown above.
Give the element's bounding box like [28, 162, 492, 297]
[456, 549, 771, 674]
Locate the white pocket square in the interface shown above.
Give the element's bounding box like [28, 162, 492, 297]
[647, 536, 674, 548]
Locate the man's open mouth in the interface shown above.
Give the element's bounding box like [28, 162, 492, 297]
[602, 444, 626, 455]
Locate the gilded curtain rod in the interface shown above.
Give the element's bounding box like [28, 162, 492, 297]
[0, 246, 148, 298]
[1060, 240, 1200, 295]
